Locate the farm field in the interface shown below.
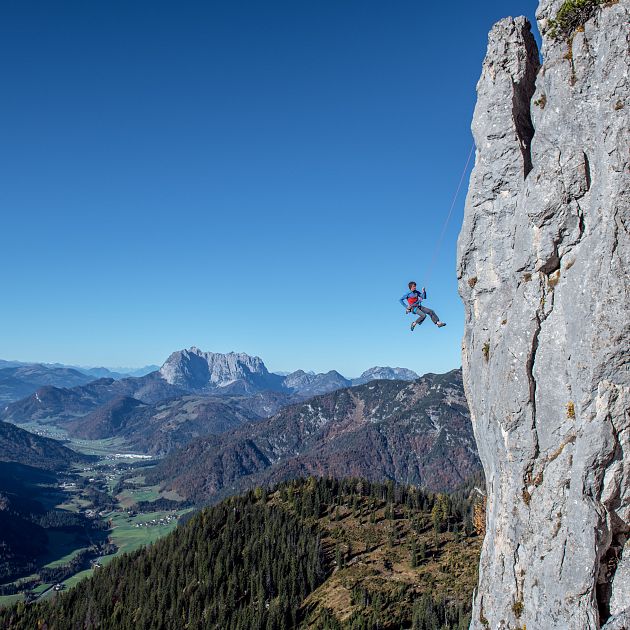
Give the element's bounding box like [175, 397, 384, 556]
[107, 508, 191, 555]
[37, 507, 192, 601]
[116, 475, 183, 508]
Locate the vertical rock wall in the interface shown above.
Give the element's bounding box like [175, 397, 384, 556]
[457, 1, 629, 628]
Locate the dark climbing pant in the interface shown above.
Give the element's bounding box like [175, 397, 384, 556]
[412, 305, 439, 325]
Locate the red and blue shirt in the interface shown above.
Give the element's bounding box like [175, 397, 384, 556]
[400, 288, 426, 309]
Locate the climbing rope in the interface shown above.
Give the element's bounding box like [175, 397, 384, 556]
[423, 142, 475, 286]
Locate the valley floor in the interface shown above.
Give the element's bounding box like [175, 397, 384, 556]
[0, 426, 191, 607]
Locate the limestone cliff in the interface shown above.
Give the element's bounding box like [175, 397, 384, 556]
[457, 1, 629, 628]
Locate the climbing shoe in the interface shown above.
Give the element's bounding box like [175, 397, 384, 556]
[410, 322, 417, 331]
[436, 321, 446, 328]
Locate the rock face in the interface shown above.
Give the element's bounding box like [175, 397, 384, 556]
[457, 3, 629, 629]
[159, 347, 284, 393]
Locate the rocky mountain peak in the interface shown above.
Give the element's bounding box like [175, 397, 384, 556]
[159, 347, 273, 390]
[458, 2, 629, 628]
[158, 349, 425, 398]
[354, 366, 419, 385]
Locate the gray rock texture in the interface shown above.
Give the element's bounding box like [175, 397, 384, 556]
[457, 2, 629, 629]
[159, 347, 283, 392]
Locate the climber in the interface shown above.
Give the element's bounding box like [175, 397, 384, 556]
[399, 282, 446, 331]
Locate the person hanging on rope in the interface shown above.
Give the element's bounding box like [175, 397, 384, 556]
[399, 281, 446, 331]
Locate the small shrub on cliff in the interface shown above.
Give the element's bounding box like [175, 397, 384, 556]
[482, 342, 490, 362]
[473, 497, 486, 536]
[566, 401, 576, 419]
[548, 0, 603, 40]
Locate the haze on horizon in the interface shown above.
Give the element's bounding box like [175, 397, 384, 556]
[1, 0, 538, 376]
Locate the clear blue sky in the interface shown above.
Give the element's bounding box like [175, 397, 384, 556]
[1, 0, 538, 377]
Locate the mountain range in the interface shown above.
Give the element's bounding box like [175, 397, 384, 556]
[0, 351, 476, 507]
[0, 365, 96, 404]
[0, 375, 186, 425]
[0, 359, 158, 378]
[0, 362, 160, 403]
[0, 351, 476, 606]
[148, 368, 478, 503]
[65, 395, 265, 455]
[0, 347, 424, 455]
[158, 347, 419, 396]
[1, 350, 419, 407]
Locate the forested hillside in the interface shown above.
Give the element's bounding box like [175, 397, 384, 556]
[0, 476, 483, 629]
[0, 421, 91, 471]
